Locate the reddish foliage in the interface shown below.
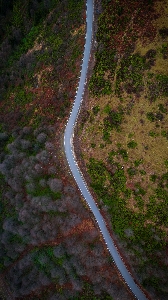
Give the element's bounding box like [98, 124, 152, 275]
[101, 0, 158, 55]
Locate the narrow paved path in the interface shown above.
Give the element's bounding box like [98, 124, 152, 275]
[64, 1, 148, 299]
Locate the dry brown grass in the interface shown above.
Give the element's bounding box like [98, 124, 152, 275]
[80, 0, 168, 221]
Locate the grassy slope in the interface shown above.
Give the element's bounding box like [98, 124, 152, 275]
[0, 1, 135, 299]
[79, 0, 168, 299]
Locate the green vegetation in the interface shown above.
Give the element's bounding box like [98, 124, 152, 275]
[13, 87, 34, 106]
[134, 159, 143, 167]
[71, 282, 114, 300]
[115, 53, 147, 95]
[80, 0, 168, 297]
[102, 107, 123, 141]
[89, 48, 116, 96]
[146, 112, 156, 122]
[127, 167, 137, 177]
[156, 74, 168, 97]
[148, 131, 158, 137]
[27, 183, 62, 200]
[33, 246, 66, 269]
[118, 148, 128, 161]
[165, 160, 168, 168]
[92, 105, 100, 115]
[7, 25, 42, 66]
[87, 156, 167, 247]
[127, 141, 137, 149]
[160, 43, 168, 58]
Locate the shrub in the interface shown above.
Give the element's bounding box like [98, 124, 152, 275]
[146, 112, 156, 122]
[149, 131, 158, 137]
[103, 104, 111, 114]
[161, 43, 168, 59]
[102, 130, 111, 142]
[105, 110, 123, 129]
[127, 140, 137, 148]
[150, 174, 157, 182]
[99, 143, 105, 148]
[135, 196, 144, 209]
[134, 159, 143, 167]
[145, 49, 156, 59]
[118, 148, 128, 161]
[91, 143, 96, 148]
[92, 105, 100, 115]
[156, 74, 168, 96]
[164, 160, 168, 168]
[134, 184, 146, 196]
[159, 27, 168, 39]
[127, 167, 137, 176]
[139, 170, 146, 175]
[161, 130, 168, 139]
[158, 103, 167, 113]
[155, 112, 164, 121]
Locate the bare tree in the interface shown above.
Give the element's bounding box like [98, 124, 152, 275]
[36, 132, 47, 143]
[47, 178, 63, 192]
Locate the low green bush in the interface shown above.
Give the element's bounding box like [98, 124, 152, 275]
[127, 140, 137, 148]
[146, 112, 156, 122]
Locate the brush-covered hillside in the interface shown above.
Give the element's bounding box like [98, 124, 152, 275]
[0, 0, 135, 299]
[76, 0, 168, 299]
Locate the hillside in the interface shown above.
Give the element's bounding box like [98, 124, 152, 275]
[0, 0, 136, 299]
[76, 0, 168, 299]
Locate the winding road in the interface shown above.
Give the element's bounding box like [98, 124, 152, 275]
[64, 1, 148, 299]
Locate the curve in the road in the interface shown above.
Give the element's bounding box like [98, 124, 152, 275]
[64, 1, 148, 299]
